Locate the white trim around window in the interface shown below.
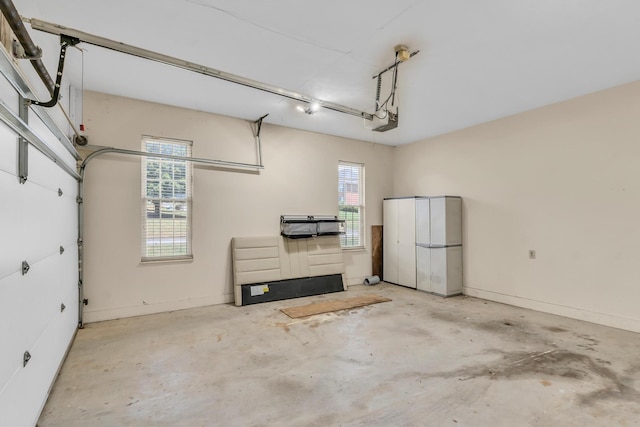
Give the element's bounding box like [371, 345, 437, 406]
[141, 136, 193, 262]
[338, 160, 365, 249]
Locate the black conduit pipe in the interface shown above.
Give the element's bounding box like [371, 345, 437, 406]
[0, 0, 55, 95]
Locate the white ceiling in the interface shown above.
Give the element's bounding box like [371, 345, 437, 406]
[12, 0, 640, 146]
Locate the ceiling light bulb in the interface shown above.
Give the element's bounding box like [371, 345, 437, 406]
[310, 102, 320, 112]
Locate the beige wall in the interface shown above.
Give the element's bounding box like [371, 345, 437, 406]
[83, 81, 640, 332]
[394, 81, 640, 332]
[82, 92, 393, 322]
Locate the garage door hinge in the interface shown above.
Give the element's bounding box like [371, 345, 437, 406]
[76, 196, 83, 204]
[77, 237, 83, 245]
[60, 245, 65, 254]
[83, 298, 89, 306]
[58, 188, 63, 197]
[21, 261, 30, 275]
[23, 351, 31, 367]
[60, 303, 66, 312]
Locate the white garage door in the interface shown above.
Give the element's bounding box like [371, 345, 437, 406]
[0, 74, 79, 425]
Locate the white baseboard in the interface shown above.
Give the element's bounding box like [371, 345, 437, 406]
[464, 286, 640, 334]
[346, 276, 366, 286]
[83, 294, 234, 323]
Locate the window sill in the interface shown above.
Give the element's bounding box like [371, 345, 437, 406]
[140, 256, 194, 264]
[341, 246, 366, 252]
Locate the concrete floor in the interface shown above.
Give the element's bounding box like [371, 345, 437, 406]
[39, 284, 640, 426]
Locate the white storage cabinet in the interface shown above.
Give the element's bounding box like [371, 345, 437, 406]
[384, 196, 463, 296]
[383, 197, 425, 288]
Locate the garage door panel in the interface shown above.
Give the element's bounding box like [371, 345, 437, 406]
[0, 256, 72, 380]
[0, 123, 17, 175]
[29, 253, 76, 339]
[60, 248, 79, 310]
[0, 73, 17, 115]
[1, 186, 77, 281]
[0, 161, 77, 283]
[0, 297, 21, 392]
[28, 113, 76, 170]
[0, 173, 26, 280]
[0, 245, 76, 376]
[0, 304, 76, 427]
[21, 182, 75, 265]
[53, 197, 78, 246]
[0, 277, 76, 393]
[0, 271, 38, 388]
[53, 168, 79, 205]
[0, 82, 79, 426]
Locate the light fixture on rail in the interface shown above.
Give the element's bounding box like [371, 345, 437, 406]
[25, 17, 421, 132]
[27, 18, 373, 122]
[296, 101, 321, 115]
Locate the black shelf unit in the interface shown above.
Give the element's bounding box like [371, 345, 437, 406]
[280, 215, 345, 239]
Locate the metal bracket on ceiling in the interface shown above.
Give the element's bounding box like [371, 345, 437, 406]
[21, 260, 30, 275]
[253, 114, 269, 139]
[371, 49, 420, 80]
[251, 114, 268, 168]
[28, 35, 80, 108]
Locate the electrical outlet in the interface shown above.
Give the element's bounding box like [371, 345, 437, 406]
[529, 250, 536, 259]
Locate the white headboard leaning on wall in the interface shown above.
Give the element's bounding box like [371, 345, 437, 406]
[231, 235, 346, 306]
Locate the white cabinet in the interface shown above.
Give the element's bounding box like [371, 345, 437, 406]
[383, 197, 419, 288]
[385, 196, 463, 296]
[415, 198, 430, 244]
[382, 199, 399, 285]
[429, 197, 462, 246]
[416, 246, 463, 296]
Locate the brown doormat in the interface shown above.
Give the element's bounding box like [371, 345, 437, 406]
[281, 294, 392, 318]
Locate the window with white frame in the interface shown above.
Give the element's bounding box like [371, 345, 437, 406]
[338, 161, 365, 248]
[141, 136, 193, 261]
